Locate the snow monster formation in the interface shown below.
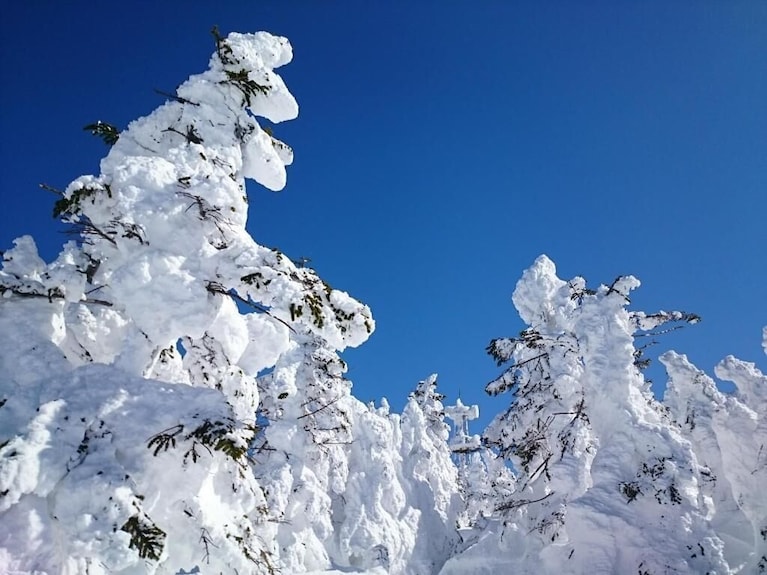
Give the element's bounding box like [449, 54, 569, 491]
[2, 28, 766, 575]
[0, 28, 461, 575]
[0, 29, 367, 574]
[441, 257, 766, 575]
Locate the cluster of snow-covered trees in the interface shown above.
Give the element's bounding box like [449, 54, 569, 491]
[1, 30, 765, 575]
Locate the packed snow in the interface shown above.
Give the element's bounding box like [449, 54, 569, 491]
[1, 30, 765, 575]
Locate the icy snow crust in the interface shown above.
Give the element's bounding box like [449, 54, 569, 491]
[2, 30, 767, 575]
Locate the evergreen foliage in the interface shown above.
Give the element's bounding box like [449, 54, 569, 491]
[84, 121, 120, 146]
[121, 513, 166, 561]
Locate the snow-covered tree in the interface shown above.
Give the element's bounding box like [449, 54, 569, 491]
[0, 29, 373, 574]
[2, 23, 766, 575]
[663, 348, 767, 572]
[445, 256, 731, 574]
[399, 375, 462, 573]
[332, 400, 419, 573]
[253, 330, 358, 572]
[482, 258, 599, 549]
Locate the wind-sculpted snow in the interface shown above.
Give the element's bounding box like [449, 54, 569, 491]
[45, 30, 370, 363]
[0, 30, 377, 575]
[455, 255, 755, 575]
[2, 26, 766, 575]
[663, 351, 767, 572]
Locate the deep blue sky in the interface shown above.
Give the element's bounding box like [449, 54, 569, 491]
[2, 2, 765, 429]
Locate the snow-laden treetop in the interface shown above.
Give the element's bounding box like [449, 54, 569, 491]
[3, 29, 373, 367]
[0, 31, 378, 575]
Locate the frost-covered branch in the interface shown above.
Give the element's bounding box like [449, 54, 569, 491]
[0, 283, 112, 307]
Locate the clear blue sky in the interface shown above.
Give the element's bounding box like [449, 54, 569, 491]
[1, 2, 765, 429]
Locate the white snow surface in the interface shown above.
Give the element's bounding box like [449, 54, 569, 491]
[1, 29, 766, 575]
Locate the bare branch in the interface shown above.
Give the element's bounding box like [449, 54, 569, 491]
[0, 286, 113, 307]
[296, 395, 342, 420]
[495, 491, 555, 513]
